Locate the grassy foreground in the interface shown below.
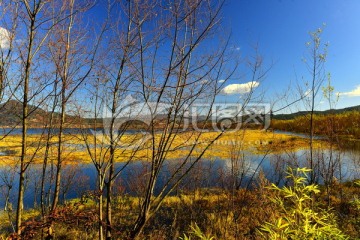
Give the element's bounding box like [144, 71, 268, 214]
[1, 175, 359, 239]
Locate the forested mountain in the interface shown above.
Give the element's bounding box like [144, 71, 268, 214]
[273, 105, 360, 120]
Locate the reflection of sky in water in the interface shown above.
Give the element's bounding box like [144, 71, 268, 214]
[274, 130, 325, 140]
[1, 141, 360, 209]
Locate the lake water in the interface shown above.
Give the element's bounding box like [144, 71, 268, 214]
[274, 130, 325, 140]
[0, 130, 359, 209]
[0, 128, 94, 136]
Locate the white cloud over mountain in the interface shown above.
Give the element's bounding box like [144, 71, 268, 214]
[338, 85, 360, 97]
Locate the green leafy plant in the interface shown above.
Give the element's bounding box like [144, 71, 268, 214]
[259, 167, 348, 240]
[351, 180, 360, 211]
[180, 223, 214, 240]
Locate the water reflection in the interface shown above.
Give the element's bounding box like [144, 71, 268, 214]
[1, 145, 359, 209]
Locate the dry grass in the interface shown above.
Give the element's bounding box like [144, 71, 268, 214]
[1, 180, 359, 239]
[0, 130, 319, 166]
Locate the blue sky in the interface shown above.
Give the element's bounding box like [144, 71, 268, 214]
[220, 0, 360, 111]
[2, 0, 359, 113]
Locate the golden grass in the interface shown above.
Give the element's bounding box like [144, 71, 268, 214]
[0, 130, 318, 166]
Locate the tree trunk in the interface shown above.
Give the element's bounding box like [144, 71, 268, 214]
[52, 105, 64, 211]
[105, 161, 114, 240]
[52, 32, 68, 210]
[16, 11, 35, 235]
[131, 170, 157, 239]
[41, 93, 57, 216]
[98, 174, 104, 240]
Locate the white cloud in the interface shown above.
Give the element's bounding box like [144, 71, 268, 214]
[218, 79, 225, 83]
[221, 81, 260, 95]
[338, 85, 360, 97]
[0, 27, 11, 49]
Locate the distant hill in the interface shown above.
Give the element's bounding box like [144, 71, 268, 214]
[0, 100, 48, 126]
[0, 100, 82, 127]
[2, 99, 360, 129]
[273, 105, 360, 120]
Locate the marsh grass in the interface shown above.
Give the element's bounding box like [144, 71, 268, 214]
[0, 130, 317, 166]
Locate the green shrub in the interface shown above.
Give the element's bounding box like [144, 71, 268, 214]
[180, 223, 214, 240]
[259, 167, 348, 240]
[352, 180, 360, 211]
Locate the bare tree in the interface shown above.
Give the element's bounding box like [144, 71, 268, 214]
[81, 74, 110, 240]
[39, 85, 58, 217]
[78, 1, 145, 238]
[15, 1, 49, 234]
[6, 0, 72, 235]
[319, 73, 342, 205]
[303, 27, 328, 184]
[120, 0, 238, 237]
[43, 0, 99, 211]
[78, 1, 243, 239]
